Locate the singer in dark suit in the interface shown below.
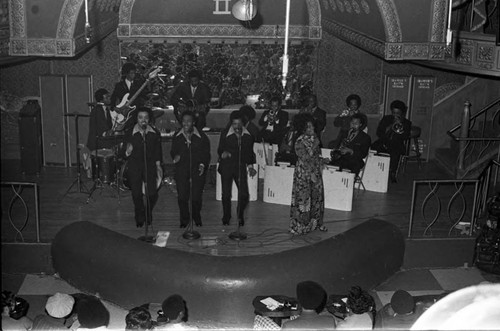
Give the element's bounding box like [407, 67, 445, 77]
[87, 88, 114, 151]
[258, 96, 289, 145]
[329, 113, 371, 175]
[218, 110, 257, 226]
[171, 69, 212, 131]
[171, 111, 211, 228]
[125, 107, 163, 228]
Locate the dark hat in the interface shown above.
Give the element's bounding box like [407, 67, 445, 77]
[296, 281, 327, 310]
[161, 295, 185, 321]
[76, 297, 109, 329]
[391, 290, 415, 315]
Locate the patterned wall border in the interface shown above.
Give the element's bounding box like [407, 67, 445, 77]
[8, 0, 26, 38]
[385, 42, 446, 60]
[121, 24, 316, 40]
[9, 16, 117, 57]
[374, 0, 402, 42]
[117, 0, 321, 41]
[430, 0, 448, 42]
[416, 32, 500, 77]
[322, 18, 385, 57]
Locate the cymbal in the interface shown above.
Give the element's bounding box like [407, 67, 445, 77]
[64, 112, 90, 117]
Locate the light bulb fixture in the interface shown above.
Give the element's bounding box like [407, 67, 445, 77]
[232, 0, 257, 21]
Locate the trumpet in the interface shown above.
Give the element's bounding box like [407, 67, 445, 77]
[267, 109, 277, 125]
[392, 121, 404, 134]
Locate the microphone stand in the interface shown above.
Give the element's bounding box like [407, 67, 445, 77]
[229, 133, 247, 241]
[183, 134, 200, 240]
[139, 128, 155, 242]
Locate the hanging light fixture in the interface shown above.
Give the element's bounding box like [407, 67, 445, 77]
[232, 0, 257, 21]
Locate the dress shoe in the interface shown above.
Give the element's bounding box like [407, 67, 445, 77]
[390, 172, 398, 183]
[222, 218, 230, 226]
[195, 223, 202, 227]
[238, 219, 245, 226]
[136, 222, 144, 228]
[180, 224, 187, 228]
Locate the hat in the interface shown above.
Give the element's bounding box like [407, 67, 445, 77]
[76, 297, 109, 329]
[161, 295, 185, 321]
[391, 290, 415, 315]
[296, 281, 327, 310]
[46, 293, 75, 318]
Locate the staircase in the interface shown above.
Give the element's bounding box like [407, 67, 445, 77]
[431, 78, 500, 179]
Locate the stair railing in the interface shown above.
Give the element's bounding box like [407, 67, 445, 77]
[475, 159, 500, 219]
[447, 98, 500, 177]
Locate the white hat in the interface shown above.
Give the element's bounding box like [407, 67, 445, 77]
[45, 293, 75, 318]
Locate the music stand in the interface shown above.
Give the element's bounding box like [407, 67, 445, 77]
[62, 112, 90, 198]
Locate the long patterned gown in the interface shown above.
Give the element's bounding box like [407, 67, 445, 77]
[289, 133, 325, 234]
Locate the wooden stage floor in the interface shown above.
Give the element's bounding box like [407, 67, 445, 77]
[1, 160, 463, 256]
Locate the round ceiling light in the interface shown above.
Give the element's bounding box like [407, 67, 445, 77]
[232, 0, 257, 21]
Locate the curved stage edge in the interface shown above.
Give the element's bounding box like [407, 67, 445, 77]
[51, 219, 404, 326]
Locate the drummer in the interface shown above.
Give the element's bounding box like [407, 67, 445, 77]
[87, 88, 115, 151]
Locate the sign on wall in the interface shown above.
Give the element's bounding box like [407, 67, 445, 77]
[410, 76, 435, 161]
[383, 76, 412, 117]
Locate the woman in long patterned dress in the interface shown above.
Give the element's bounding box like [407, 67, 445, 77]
[289, 113, 326, 234]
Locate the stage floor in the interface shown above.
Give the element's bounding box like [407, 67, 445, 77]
[1, 159, 464, 256]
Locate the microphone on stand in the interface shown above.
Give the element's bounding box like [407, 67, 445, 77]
[182, 129, 201, 240]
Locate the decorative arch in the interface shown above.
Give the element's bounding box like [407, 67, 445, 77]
[57, 0, 83, 39]
[374, 0, 402, 42]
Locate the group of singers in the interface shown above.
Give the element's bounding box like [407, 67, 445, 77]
[87, 63, 411, 233]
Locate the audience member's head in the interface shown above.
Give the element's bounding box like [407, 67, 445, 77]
[391, 290, 415, 315]
[125, 306, 153, 330]
[411, 284, 500, 330]
[346, 286, 375, 315]
[161, 295, 187, 323]
[293, 113, 315, 136]
[45, 292, 75, 319]
[296, 281, 327, 313]
[76, 296, 109, 329]
[1, 291, 29, 320]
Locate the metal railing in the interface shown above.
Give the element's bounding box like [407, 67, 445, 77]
[408, 159, 499, 238]
[475, 159, 500, 218]
[447, 98, 500, 177]
[408, 179, 480, 238]
[1, 181, 40, 242]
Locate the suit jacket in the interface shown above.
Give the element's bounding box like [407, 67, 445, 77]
[171, 81, 212, 110]
[333, 129, 372, 162]
[110, 78, 148, 109]
[217, 127, 255, 172]
[258, 109, 289, 144]
[170, 128, 210, 175]
[376, 115, 411, 146]
[86, 104, 112, 150]
[281, 311, 336, 330]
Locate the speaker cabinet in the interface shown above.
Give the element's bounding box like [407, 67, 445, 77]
[19, 100, 43, 174]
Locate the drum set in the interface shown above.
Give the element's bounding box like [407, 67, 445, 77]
[86, 134, 130, 203]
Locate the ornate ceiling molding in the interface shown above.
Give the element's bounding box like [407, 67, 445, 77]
[374, 0, 402, 42]
[430, 0, 449, 42]
[118, 0, 134, 25]
[322, 18, 385, 57]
